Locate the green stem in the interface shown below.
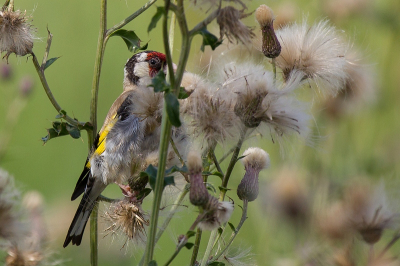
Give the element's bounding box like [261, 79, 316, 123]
[210, 149, 224, 176]
[201, 128, 247, 266]
[189, 228, 202, 266]
[90, 201, 99, 266]
[105, 0, 158, 36]
[90, 0, 107, 138]
[208, 200, 248, 264]
[144, 113, 172, 265]
[220, 128, 247, 200]
[6, 0, 12, 11]
[98, 195, 119, 203]
[163, 213, 205, 266]
[188, 9, 220, 36]
[2, 0, 10, 9]
[31, 54, 92, 131]
[272, 58, 277, 86]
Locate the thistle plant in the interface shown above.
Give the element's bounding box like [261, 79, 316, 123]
[1, 0, 396, 266]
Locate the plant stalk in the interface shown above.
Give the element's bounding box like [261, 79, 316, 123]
[208, 200, 249, 263]
[90, 201, 99, 266]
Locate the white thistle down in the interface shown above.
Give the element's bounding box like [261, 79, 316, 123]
[275, 19, 349, 95]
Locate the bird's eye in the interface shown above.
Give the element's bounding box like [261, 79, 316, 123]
[149, 58, 159, 67]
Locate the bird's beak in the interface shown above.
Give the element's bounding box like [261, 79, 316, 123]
[163, 63, 178, 74]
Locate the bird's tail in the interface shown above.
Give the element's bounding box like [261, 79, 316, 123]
[63, 177, 106, 247]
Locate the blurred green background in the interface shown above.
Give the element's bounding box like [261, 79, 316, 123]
[1, 0, 400, 265]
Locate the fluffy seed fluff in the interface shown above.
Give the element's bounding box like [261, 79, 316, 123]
[344, 181, 396, 245]
[0, 168, 24, 242]
[217, 6, 255, 44]
[241, 147, 270, 171]
[219, 61, 311, 145]
[103, 198, 149, 246]
[198, 197, 234, 231]
[182, 78, 240, 148]
[187, 151, 203, 175]
[275, 19, 348, 95]
[0, 10, 35, 60]
[255, 5, 275, 26]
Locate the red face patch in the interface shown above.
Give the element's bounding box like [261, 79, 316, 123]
[146, 52, 166, 62]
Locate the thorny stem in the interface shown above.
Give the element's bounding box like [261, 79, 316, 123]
[143, 1, 177, 264]
[89, 1, 107, 265]
[105, 0, 157, 36]
[188, 9, 220, 36]
[90, 200, 99, 266]
[5, 0, 12, 11]
[164, 213, 205, 266]
[170, 137, 185, 166]
[90, 0, 107, 138]
[272, 58, 277, 86]
[209, 200, 249, 264]
[189, 228, 202, 266]
[201, 128, 248, 266]
[31, 55, 93, 134]
[221, 128, 248, 200]
[210, 149, 224, 176]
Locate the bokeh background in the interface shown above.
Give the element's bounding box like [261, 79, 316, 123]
[1, 0, 400, 265]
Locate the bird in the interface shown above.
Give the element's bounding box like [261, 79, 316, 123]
[63, 50, 167, 248]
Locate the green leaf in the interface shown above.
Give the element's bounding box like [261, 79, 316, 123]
[137, 188, 152, 200]
[228, 222, 235, 232]
[41, 121, 80, 144]
[186, 230, 196, 238]
[150, 70, 169, 92]
[165, 92, 181, 127]
[55, 110, 67, 119]
[165, 165, 188, 175]
[236, 155, 246, 162]
[148, 6, 165, 33]
[164, 175, 175, 187]
[178, 87, 189, 99]
[44, 57, 60, 71]
[218, 186, 230, 193]
[205, 183, 217, 194]
[144, 164, 159, 190]
[148, 261, 158, 266]
[110, 29, 142, 52]
[209, 262, 225, 266]
[211, 171, 224, 179]
[184, 242, 194, 250]
[193, 27, 222, 52]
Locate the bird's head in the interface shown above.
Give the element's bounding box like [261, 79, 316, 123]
[124, 51, 167, 90]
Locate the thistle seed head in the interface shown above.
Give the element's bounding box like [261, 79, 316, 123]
[103, 198, 149, 245]
[0, 10, 35, 61]
[217, 7, 255, 45]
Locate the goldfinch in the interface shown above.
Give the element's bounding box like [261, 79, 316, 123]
[63, 51, 167, 247]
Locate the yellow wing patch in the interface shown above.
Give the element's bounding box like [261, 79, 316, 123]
[86, 114, 118, 168]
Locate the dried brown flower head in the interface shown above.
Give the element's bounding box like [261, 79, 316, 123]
[217, 7, 255, 44]
[318, 201, 353, 240]
[0, 10, 35, 61]
[103, 198, 149, 246]
[255, 5, 281, 58]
